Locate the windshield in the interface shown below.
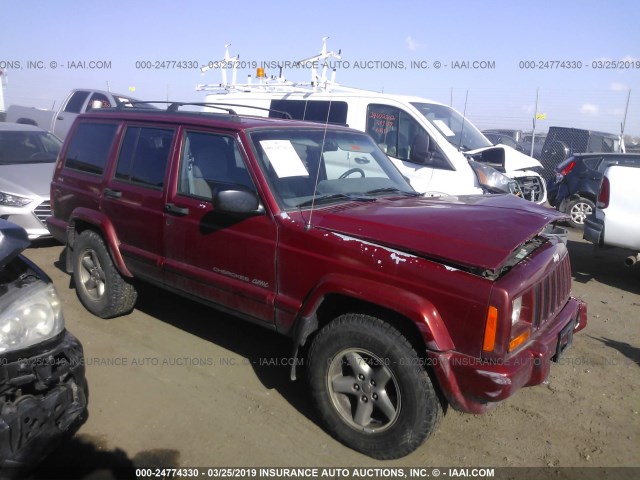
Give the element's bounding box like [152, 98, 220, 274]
[0, 130, 62, 164]
[411, 102, 492, 151]
[249, 129, 415, 209]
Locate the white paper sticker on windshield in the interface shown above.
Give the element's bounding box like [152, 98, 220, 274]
[260, 140, 309, 178]
[433, 119, 456, 137]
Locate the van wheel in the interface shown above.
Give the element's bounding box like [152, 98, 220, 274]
[307, 313, 445, 459]
[566, 197, 595, 228]
[73, 230, 137, 318]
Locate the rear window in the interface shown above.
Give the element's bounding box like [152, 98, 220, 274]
[64, 123, 118, 175]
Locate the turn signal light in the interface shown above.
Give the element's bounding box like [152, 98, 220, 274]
[508, 329, 531, 352]
[483, 306, 498, 352]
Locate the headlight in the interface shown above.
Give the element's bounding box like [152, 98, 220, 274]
[511, 296, 523, 325]
[0, 283, 65, 354]
[0, 192, 33, 207]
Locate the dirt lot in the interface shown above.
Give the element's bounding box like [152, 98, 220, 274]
[23, 228, 639, 477]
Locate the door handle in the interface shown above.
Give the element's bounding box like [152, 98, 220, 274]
[103, 188, 122, 199]
[165, 203, 189, 215]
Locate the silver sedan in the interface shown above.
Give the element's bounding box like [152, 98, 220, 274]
[0, 123, 61, 240]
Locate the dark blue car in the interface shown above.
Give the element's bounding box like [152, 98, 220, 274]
[547, 153, 640, 228]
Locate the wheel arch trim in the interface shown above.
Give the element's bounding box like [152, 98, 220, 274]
[66, 207, 133, 278]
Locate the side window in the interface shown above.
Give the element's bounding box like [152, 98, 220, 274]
[366, 104, 452, 170]
[366, 104, 399, 155]
[178, 131, 254, 199]
[87, 92, 112, 110]
[115, 127, 173, 189]
[63, 91, 90, 113]
[64, 123, 118, 175]
[269, 100, 348, 125]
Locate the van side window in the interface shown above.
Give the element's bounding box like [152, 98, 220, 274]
[366, 104, 453, 170]
[115, 127, 174, 189]
[64, 123, 118, 175]
[178, 131, 254, 199]
[269, 100, 348, 125]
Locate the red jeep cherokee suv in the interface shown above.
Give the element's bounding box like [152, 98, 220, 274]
[48, 103, 587, 459]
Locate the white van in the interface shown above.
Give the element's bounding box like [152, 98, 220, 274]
[197, 45, 546, 203]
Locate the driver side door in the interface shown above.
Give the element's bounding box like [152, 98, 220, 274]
[162, 129, 278, 324]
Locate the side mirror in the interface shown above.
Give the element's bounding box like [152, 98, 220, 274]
[409, 134, 431, 165]
[213, 188, 262, 215]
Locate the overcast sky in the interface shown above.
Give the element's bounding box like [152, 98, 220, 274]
[1, 0, 639, 135]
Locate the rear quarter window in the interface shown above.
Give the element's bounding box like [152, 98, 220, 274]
[64, 123, 118, 175]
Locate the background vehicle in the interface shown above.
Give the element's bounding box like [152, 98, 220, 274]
[547, 153, 640, 228]
[0, 219, 88, 475]
[482, 130, 525, 152]
[584, 164, 640, 267]
[0, 123, 62, 239]
[482, 129, 546, 160]
[48, 103, 585, 459]
[198, 42, 547, 204]
[539, 126, 625, 181]
[6, 89, 150, 141]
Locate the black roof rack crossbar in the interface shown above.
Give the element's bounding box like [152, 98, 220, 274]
[113, 100, 291, 119]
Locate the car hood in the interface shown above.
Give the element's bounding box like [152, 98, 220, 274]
[313, 194, 565, 272]
[467, 145, 543, 171]
[0, 163, 55, 197]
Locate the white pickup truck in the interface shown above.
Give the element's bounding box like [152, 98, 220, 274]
[5, 89, 145, 141]
[584, 164, 640, 266]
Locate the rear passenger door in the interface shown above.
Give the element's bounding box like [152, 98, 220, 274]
[162, 129, 277, 324]
[100, 125, 175, 281]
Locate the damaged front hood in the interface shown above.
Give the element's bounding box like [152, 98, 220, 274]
[468, 144, 543, 172]
[313, 194, 566, 272]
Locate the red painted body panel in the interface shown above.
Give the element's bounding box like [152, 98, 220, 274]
[48, 108, 587, 417]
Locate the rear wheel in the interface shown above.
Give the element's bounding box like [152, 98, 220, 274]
[566, 197, 595, 228]
[73, 230, 137, 318]
[307, 313, 445, 459]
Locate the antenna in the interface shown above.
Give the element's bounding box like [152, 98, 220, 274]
[304, 100, 333, 231]
[457, 90, 469, 151]
[621, 88, 631, 138]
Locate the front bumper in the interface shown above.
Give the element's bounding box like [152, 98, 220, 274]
[0, 330, 88, 472]
[0, 201, 52, 240]
[429, 296, 587, 414]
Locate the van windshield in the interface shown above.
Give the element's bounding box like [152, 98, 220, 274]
[411, 102, 492, 151]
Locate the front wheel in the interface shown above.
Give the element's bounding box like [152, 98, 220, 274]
[307, 313, 445, 459]
[73, 230, 137, 318]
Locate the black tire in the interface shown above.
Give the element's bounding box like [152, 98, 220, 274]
[565, 197, 595, 228]
[307, 313, 445, 459]
[73, 230, 137, 318]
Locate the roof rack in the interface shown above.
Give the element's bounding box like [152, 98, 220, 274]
[111, 100, 292, 119]
[196, 37, 357, 95]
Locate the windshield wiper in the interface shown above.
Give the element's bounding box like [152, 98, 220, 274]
[364, 187, 421, 197]
[296, 193, 377, 208]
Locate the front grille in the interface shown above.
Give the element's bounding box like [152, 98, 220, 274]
[532, 253, 572, 328]
[34, 200, 51, 226]
[516, 176, 545, 203]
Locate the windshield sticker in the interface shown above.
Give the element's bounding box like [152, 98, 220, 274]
[260, 140, 309, 178]
[433, 120, 456, 137]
